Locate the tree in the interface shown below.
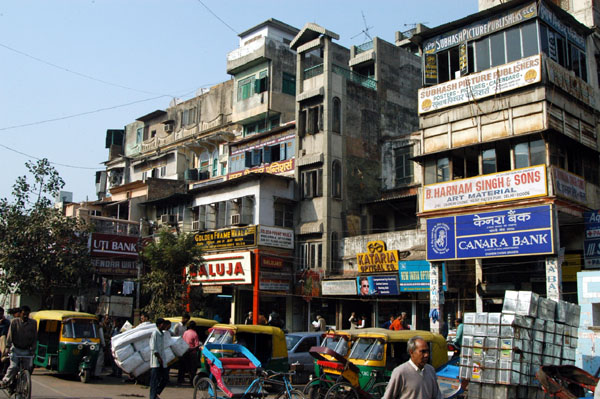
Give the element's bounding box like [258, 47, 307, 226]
[141, 229, 203, 317]
[0, 159, 94, 308]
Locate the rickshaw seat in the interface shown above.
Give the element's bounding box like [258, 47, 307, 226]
[219, 357, 256, 370]
[317, 360, 345, 371]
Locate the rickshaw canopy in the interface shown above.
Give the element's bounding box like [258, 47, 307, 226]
[165, 316, 217, 328]
[32, 310, 98, 323]
[208, 324, 287, 359]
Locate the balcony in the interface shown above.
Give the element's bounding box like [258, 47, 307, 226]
[89, 215, 140, 236]
[304, 64, 323, 79]
[227, 36, 294, 75]
[355, 40, 373, 54]
[332, 64, 376, 90]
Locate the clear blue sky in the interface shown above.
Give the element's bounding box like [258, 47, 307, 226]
[0, 1, 478, 202]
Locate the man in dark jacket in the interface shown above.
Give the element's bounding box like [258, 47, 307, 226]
[0, 306, 37, 388]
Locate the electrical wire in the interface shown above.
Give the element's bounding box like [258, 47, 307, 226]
[194, 0, 239, 35]
[0, 144, 98, 170]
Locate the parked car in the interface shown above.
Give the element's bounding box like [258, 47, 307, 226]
[286, 331, 323, 384]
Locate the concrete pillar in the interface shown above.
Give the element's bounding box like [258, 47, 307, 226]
[546, 256, 562, 301]
[475, 258, 483, 312]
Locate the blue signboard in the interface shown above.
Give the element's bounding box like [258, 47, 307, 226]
[427, 205, 554, 261]
[584, 211, 600, 268]
[398, 260, 447, 292]
[356, 275, 399, 296]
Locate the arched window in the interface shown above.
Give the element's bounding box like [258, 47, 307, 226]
[332, 97, 341, 133]
[332, 160, 342, 198]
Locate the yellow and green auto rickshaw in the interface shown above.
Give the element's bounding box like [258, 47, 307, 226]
[32, 310, 102, 383]
[199, 324, 288, 378]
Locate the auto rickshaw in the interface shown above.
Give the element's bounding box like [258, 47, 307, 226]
[312, 328, 449, 399]
[199, 324, 288, 378]
[313, 330, 356, 377]
[32, 310, 102, 383]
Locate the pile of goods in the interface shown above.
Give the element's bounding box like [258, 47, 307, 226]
[460, 291, 580, 399]
[110, 322, 190, 377]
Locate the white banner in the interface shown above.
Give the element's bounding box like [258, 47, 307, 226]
[418, 54, 541, 114]
[552, 167, 586, 204]
[423, 165, 547, 212]
[188, 252, 252, 286]
[322, 280, 357, 296]
[258, 225, 294, 249]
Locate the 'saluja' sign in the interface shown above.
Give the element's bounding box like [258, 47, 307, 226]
[187, 252, 252, 286]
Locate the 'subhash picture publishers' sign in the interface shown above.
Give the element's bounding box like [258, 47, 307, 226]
[422, 165, 547, 212]
[418, 54, 541, 114]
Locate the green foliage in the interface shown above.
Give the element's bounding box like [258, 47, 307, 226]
[0, 159, 94, 307]
[141, 229, 203, 317]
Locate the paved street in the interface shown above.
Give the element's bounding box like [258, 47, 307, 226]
[29, 370, 194, 399]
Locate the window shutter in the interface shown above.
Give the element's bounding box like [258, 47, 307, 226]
[263, 146, 272, 163]
[317, 169, 323, 197]
[253, 149, 262, 166]
[280, 144, 286, 161]
[245, 151, 252, 168]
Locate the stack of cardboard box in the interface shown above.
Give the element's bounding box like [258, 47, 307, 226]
[460, 291, 580, 399]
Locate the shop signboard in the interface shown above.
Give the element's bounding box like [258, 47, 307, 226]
[424, 54, 438, 86]
[427, 205, 554, 261]
[552, 167, 587, 204]
[398, 260, 446, 292]
[356, 241, 400, 273]
[90, 233, 139, 259]
[418, 54, 541, 114]
[322, 280, 357, 296]
[423, 165, 547, 212]
[258, 225, 294, 249]
[194, 226, 256, 250]
[356, 275, 399, 296]
[584, 210, 600, 268]
[227, 158, 295, 180]
[187, 251, 252, 286]
[91, 258, 138, 276]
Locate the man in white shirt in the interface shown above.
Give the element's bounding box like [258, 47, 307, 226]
[382, 336, 442, 399]
[149, 318, 169, 399]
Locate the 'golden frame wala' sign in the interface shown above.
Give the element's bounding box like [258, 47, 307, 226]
[357, 241, 400, 273]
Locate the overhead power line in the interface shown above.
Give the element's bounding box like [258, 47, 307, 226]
[0, 143, 99, 170]
[195, 0, 239, 35]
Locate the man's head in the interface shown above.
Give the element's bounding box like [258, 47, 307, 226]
[407, 336, 430, 369]
[20, 305, 31, 321]
[10, 308, 21, 318]
[182, 313, 190, 324]
[455, 318, 462, 327]
[359, 277, 370, 295]
[156, 318, 168, 331]
[187, 321, 196, 330]
[140, 312, 149, 323]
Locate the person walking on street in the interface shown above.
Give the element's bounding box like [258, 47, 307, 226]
[0, 308, 9, 338]
[348, 312, 358, 329]
[181, 321, 200, 384]
[382, 336, 442, 399]
[0, 306, 37, 389]
[316, 315, 326, 331]
[390, 314, 404, 331]
[244, 311, 253, 325]
[452, 318, 463, 348]
[173, 313, 190, 337]
[149, 318, 169, 399]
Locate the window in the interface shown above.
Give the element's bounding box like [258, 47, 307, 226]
[475, 38, 490, 71]
[490, 32, 506, 67]
[160, 166, 166, 177]
[506, 27, 522, 63]
[282, 72, 296, 95]
[514, 139, 545, 169]
[394, 147, 413, 186]
[212, 150, 219, 177]
[482, 149, 496, 174]
[424, 157, 449, 185]
[331, 232, 341, 273]
[299, 242, 323, 270]
[255, 71, 268, 93]
[150, 130, 156, 138]
[182, 107, 196, 127]
[245, 149, 263, 167]
[308, 107, 319, 134]
[274, 203, 294, 228]
[301, 169, 323, 199]
[136, 127, 143, 144]
[237, 76, 254, 101]
[332, 97, 341, 133]
[332, 160, 342, 198]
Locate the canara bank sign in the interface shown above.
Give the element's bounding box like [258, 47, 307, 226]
[187, 252, 252, 286]
[423, 165, 547, 212]
[357, 241, 400, 273]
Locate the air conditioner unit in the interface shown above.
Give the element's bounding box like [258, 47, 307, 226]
[164, 123, 173, 133]
[230, 213, 241, 225]
[160, 214, 177, 225]
[198, 171, 210, 181]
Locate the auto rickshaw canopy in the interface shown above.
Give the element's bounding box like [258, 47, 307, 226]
[32, 310, 98, 324]
[208, 324, 287, 359]
[165, 316, 217, 328]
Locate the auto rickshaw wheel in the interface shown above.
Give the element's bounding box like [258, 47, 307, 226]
[275, 388, 306, 399]
[193, 377, 217, 399]
[303, 379, 331, 399]
[80, 369, 91, 384]
[324, 382, 359, 399]
[368, 383, 387, 399]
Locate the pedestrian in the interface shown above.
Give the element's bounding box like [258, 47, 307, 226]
[244, 311, 253, 325]
[149, 318, 170, 399]
[452, 318, 463, 348]
[95, 315, 105, 379]
[0, 306, 37, 389]
[348, 312, 358, 329]
[382, 315, 394, 329]
[0, 308, 9, 338]
[268, 311, 284, 329]
[390, 314, 403, 331]
[173, 313, 190, 337]
[357, 315, 367, 329]
[401, 312, 410, 330]
[181, 321, 200, 384]
[382, 336, 442, 399]
[138, 311, 150, 326]
[257, 314, 267, 325]
[315, 315, 326, 331]
[110, 318, 123, 378]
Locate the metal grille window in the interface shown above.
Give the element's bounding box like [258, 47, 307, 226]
[282, 72, 296, 95]
[394, 146, 413, 186]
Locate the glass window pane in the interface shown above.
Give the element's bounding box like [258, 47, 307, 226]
[437, 157, 449, 182]
[438, 51, 449, 83]
[522, 22, 539, 57]
[476, 39, 490, 71]
[530, 139, 546, 166]
[514, 142, 530, 169]
[580, 50, 588, 82]
[490, 32, 506, 67]
[570, 45, 581, 77]
[450, 47, 460, 79]
[506, 28, 522, 62]
[482, 149, 496, 174]
[424, 159, 436, 185]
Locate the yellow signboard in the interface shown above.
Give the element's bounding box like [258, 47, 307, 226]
[357, 241, 399, 274]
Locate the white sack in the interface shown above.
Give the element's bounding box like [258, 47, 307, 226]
[111, 324, 155, 351]
[139, 346, 151, 362]
[134, 340, 150, 352]
[119, 351, 144, 374]
[164, 347, 175, 365]
[114, 344, 135, 362]
[132, 361, 150, 377]
[120, 320, 133, 332]
[163, 330, 173, 348]
[171, 337, 190, 357]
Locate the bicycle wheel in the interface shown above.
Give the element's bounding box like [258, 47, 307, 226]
[303, 379, 330, 399]
[15, 369, 31, 399]
[368, 382, 387, 399]
[275, 388, 306, 399]
[324, 382, 359, 399]
[193, 377, 217, 399]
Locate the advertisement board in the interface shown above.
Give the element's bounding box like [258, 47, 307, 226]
[427, 205, 554, 261]
[356, 241, 400, 273]
[356, 275, 399, 296]
[90, 233, 139, 259]
[423, 165, 547, 212]
[398, 260, 447, 292]
[584, 211, 600, 268]
[188, 252, 252, 286]
[194, 226, 256, 250]
[322, 280, 357, 296]
[552, 167, 586, 204]
[258, 225, 294, 249]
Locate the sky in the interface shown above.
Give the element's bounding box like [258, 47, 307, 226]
[0, 0, 479, 203]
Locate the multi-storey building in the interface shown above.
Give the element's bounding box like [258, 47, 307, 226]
[409, 0, 600, 335]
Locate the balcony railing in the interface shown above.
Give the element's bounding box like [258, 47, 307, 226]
[332, 64, 376, 90]
[355, 40, 373, 54]
[89, 216, 140, 236]
[304, 64, 324, 79]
